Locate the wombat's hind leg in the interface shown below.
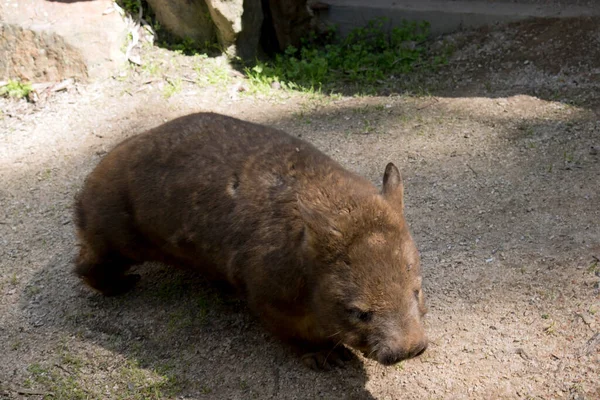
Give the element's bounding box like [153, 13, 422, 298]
[300, 344, 355, 371]
[75, 245, 140, 297]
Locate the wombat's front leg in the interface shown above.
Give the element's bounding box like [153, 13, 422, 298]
[74, 243, 140, 296]
[299, 343, 355, 371]
[251, 301, 355, 370]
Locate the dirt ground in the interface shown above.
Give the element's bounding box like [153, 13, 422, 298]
[1, 17, 599, 400]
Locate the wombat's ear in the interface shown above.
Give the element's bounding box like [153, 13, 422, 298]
[382, 162, 404, 209]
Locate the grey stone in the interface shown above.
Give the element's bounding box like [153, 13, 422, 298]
[145, 0, 217, 45]
[206, 0, 263, 58]
[268, 0, 312, 51]
[147, 0, 263, 59]
[0, 0, 128, 82]
[0, 24, 87, 82]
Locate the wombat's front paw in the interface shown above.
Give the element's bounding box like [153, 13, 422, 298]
[101, 274, 141, 297]
[301, 346, 354, 371]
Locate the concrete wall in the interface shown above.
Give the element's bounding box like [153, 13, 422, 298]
[315, 0, 600, 37]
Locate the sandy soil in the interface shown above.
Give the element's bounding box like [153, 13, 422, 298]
[1, 17, 599, 400]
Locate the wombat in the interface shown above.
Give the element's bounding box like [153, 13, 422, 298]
[74, 112, 427, 369]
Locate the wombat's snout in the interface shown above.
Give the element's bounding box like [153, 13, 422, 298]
[378, 340, 428, 366]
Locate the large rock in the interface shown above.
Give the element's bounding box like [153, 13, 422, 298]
[148, 0, 263, 59]
[0, 0, 128, 82]
[205, 0, 263, 59]
[268, 0, 313, 50]
[0, 24, 87, 82]
[145, 0, 217, 45]
[236, 0, 264, 59]
[205, 0, 244, 51]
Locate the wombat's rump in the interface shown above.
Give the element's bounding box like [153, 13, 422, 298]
[74, 112, 427, 369]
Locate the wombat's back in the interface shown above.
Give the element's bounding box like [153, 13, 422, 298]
[75, 112, 375, 293]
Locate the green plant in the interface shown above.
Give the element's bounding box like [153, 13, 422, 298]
[160, 36, 220, 56]
[27, 362, 87, 400]
[194, 56, 231, 87]
[117, 0, 143, 16]
[245, 17, 435, 93]
[142, 61, 162, 76]
[1, 80, 32, 99]
[163, 77, 182, 98]
[166, 37, 200, 55]
[588, 259, 599, 274]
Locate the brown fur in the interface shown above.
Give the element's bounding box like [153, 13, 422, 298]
[74, 112, 427, 368]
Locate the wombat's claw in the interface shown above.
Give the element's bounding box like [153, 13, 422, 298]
[102, 274, 141, 296]
[301, 346, 353, 371]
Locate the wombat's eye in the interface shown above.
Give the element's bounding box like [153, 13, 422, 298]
[348, 308, 373, 323]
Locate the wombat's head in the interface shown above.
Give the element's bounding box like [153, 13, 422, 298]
[300, 163, 427, 366]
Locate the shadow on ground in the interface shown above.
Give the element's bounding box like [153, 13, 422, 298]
[242, 17, 600, 109]
[20, 251, 375, 399]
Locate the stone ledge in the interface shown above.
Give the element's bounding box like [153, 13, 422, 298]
[0, 0, 128, 82]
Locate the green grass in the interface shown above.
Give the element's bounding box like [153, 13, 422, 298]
[163, 77, 182, 98]
[1, 80, 32, 99]
[117, 0, 142, 16]
[25, 355, 181, 400]
[245, 17, 443, 94]
[162, 37, 219, 56]
[194, 55, 231, 87]
[588, 259, 599, 274]
[141, 61, 162, 76]
[26, 362, 87, 400]
[117, 0, 214, 55]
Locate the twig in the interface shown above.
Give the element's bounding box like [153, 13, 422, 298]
[123, 0, 144, 66]
[140, 18, 156, 37]
[466, 163, 478, 177]
[125, 24, 141, 65]
[52, 79, 74, 92]
[54, 363, 73, 375]
[581, 332, 600, 356]
[416, 97, 439, 110]
[164, 75, 196, 84]
[14, 387, 54, 396]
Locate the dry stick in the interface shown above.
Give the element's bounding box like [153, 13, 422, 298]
[14, 387, 54, 396]
[164, 75, 197, 84]
[416, 97, 439, 110]
[54, 363, 73, 375]
[52, 79, 74, 92]
[466, 163, 478, 177]
[126, 26, 141, 65]
[123, 0, 144, 66]
[581, 332, 600, 356]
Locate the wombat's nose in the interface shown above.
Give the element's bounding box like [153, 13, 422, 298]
[412, 340, 428, 358]
[379, 340, 428, 365]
